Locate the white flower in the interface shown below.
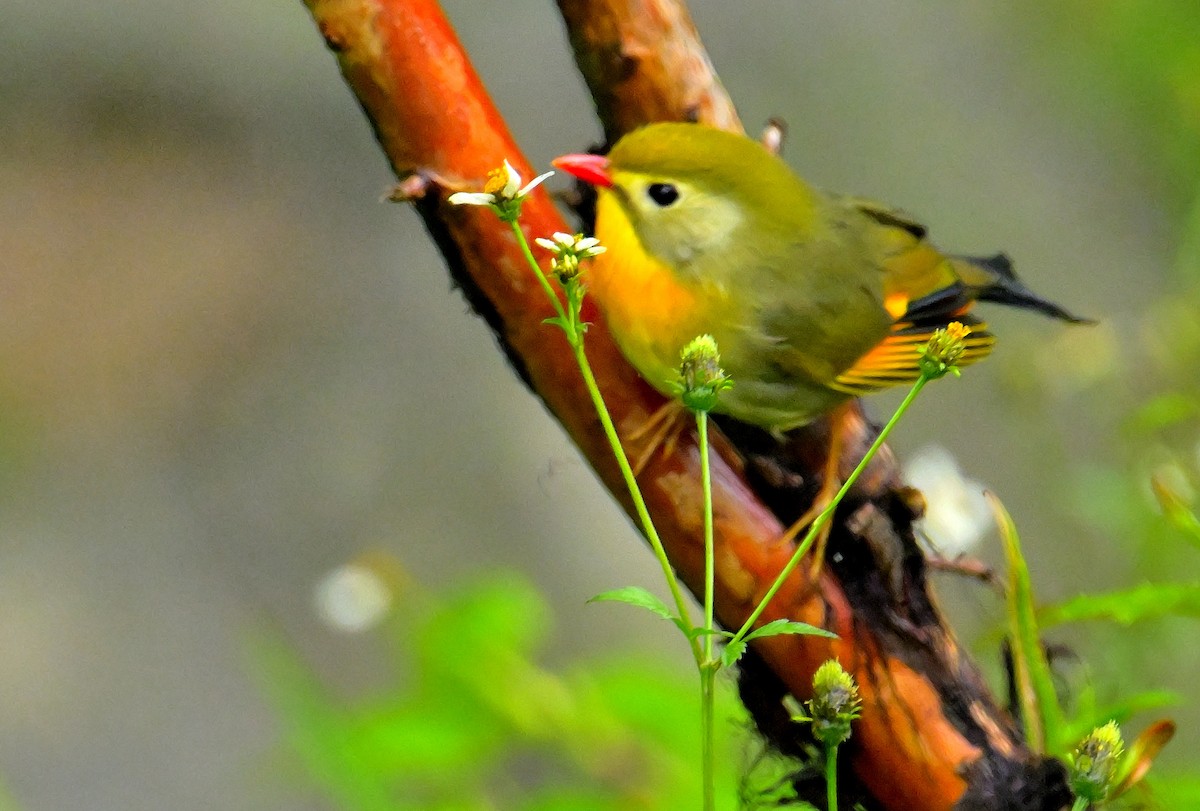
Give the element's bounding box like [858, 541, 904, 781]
[533, 231, 606, 283]
[448, 159, 553, 210]
[446, 191, 496, 206]
[314, 563, 393, 633]
[904, 445, 991, 556]
[534, 231, 606, 260]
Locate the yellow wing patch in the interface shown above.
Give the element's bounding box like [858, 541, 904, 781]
[830, 323, 996, 396]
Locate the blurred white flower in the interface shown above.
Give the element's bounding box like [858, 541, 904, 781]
[904, 445, 991, 556]
[314, 563, 393, 633]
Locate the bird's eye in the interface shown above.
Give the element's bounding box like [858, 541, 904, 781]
[647, 183, 679, 207]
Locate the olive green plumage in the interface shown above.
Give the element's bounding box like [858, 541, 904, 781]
[561, 123, 1084, 431]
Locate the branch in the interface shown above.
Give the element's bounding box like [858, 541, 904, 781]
[303, 1, 1071, 808]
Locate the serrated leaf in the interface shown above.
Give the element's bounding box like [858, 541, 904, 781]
[721, 639, 747, 669]
[589, 587, 678, 623]
[687, 628, 735, 641]
[743, 618, 836, 643]
[1039, 582, 1200, 627]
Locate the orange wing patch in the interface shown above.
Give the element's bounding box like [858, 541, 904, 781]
[830, 323, 996, 396]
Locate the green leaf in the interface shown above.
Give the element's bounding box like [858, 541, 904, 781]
[743, 619, 837, 643]
[249, 633, 401, 811]
[1126, 391, 1200, 434]
[1060, 689, 1181, 749]
[589, 587, 678, 624]
[1151, 472, 1200, 551]
[1140, 774, 1200, 808]
[419, 576, 551, 668]
[990, 492, 1066, 754]
[720, 639, 747, 669]
[1039, 582, 1200, 627]
[521, 788, 621, 811]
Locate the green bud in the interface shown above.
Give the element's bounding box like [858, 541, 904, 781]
[550, 253, 581, 284]
[1068, 721, 1125, 804]
[918, 321, 970, 380]
[676, 334, 732, 413]
[807, 659, 861, 747]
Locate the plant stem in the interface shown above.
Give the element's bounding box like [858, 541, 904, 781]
[825, 743, 839, 811]
[572, 349, 702, 662]
[509, 219, 702, 663]
[700, 663, 716, 811]
[1070, 798, 1088, 811]
[508, 219, 569, 326]
[730, 376, 929, 646]
[699, 411, 716, 662]
[698, 410, 716, 811]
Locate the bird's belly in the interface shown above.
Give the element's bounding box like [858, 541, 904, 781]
[596, 262, 710, 393]
[715, 375, 848, 432]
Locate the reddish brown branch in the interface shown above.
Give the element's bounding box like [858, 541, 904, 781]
[555, 0, 741, 143]
[303, 1, 1070, 808]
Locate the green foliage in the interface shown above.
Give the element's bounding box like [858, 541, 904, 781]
[1039, 582, 1200, 628]
[1018, 0, 1200, 218]
[993, 494, 1067, 754]
[974, 7, 1200, 801]
[1144, 773, 1200, 808]
[252, 573, 805, 811]
[720, 621, 836, 670]
[588, 586, 683, 629]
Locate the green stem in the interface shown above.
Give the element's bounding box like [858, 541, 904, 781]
[1070, 798, 1089, 811]
[699, 411, 716, 664]
[825, 743, 839, 811]
[700, 663, 716, 811]
[698, 411, 716, 811]
[573, 350, 702, 662]
[509, 218, 702, 664]
[508, 219, 570, 326]
[730, 375, 929, 646]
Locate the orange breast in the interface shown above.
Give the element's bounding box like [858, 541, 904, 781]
[589, 193, 708, 391]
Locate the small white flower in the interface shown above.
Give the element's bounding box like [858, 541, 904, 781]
[575, 236, 603, 254]
[534, 231, 606, 260]
[449, 159, 553, 210]
[514, 167, 554, 199]
[493, 158, 523, 198]
[314, 563, 393, 633]
[534, 231, 606, 283]
[904, 445, 991, 555]
[447, 191, 496, 206]
[534, 231, 575, 251]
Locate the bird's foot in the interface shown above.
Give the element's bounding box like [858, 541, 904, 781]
[626, 400, 689, 477]
[778, 405, 851, 585]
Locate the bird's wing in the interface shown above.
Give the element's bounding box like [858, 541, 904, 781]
[829, 319, 995, 396]
[824, 194, 997, 395]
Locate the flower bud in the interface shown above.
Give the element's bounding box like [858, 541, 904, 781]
[806, 659, 861, 747]
[919, 321, 971, 379]
[677, 334, 732, 413]
[1069, 721, 1125, 804]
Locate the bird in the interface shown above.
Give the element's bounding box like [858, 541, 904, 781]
[553, 122, 1084, 430]
[552, 122, 1085, 562]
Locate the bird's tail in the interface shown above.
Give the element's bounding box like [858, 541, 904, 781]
[951, 252, 1093, 324]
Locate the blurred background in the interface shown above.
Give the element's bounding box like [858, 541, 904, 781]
[1, 1, 1197, 808]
